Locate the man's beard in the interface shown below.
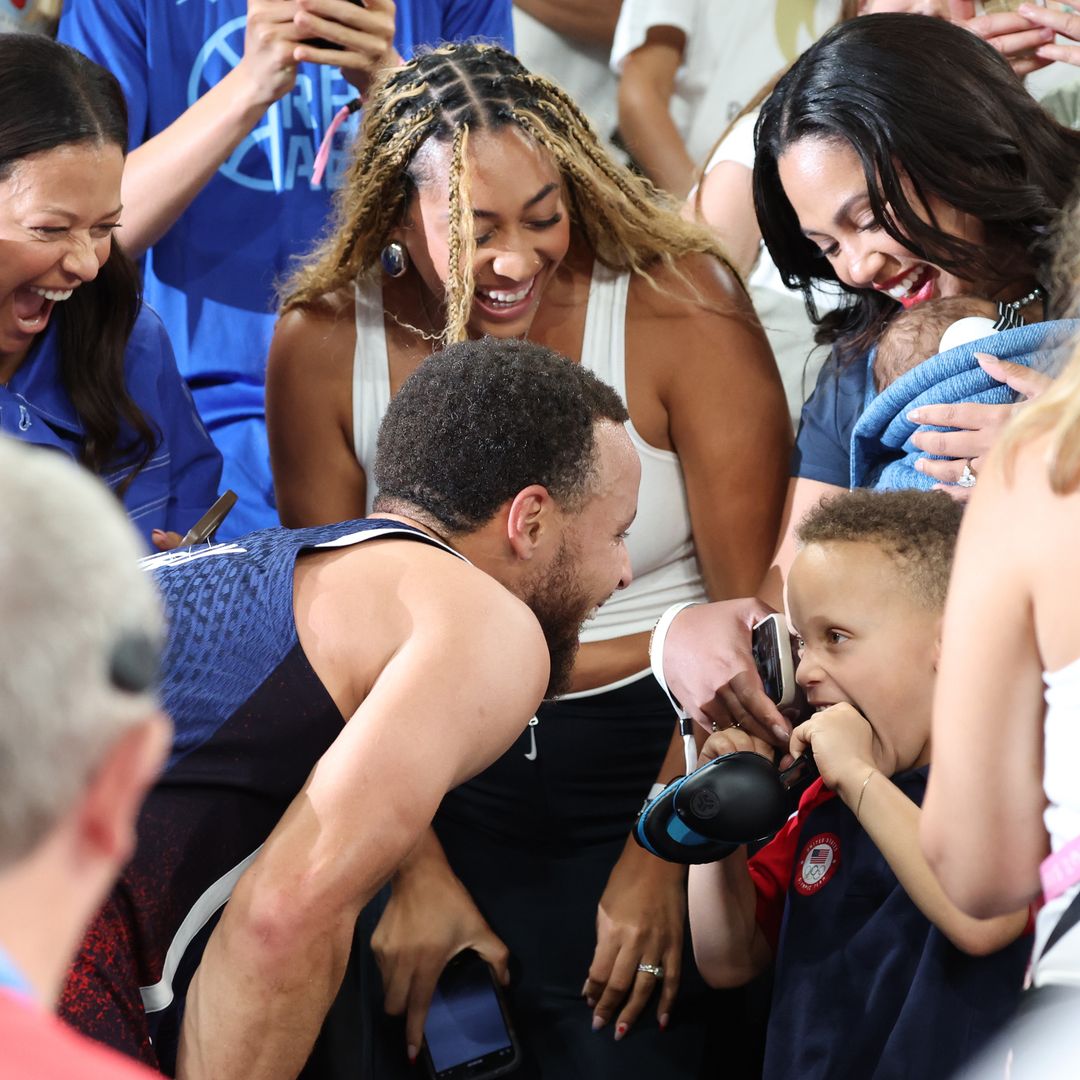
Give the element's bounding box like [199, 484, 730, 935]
[524, 536, 599, 699]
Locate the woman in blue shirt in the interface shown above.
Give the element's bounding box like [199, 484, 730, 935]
[0, 34, 221, 548]
[657, 13, 1080, 742]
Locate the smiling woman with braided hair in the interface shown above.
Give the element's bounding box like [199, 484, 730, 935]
[269, 42, 790, 1077]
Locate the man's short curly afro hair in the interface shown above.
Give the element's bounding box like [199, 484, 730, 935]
[796, 489, 963, 610]
[373, 337, 629, 533]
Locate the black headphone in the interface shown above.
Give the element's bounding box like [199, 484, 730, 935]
[634, 752, 818, 864]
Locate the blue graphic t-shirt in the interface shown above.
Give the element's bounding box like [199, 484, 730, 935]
[58, 0, 513, 535]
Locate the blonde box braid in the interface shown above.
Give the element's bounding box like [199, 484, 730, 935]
[280, 43, 738, 347]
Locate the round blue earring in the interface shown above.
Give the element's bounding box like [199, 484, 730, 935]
[380, 241, 408, 278]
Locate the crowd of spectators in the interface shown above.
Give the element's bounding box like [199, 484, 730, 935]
[4, 2, 1080, 1078]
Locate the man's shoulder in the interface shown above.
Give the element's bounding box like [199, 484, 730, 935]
[0, 993, 156, 1080]
[334, 530, 536, 628]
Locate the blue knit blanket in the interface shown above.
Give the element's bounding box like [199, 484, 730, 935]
[850, 319, 1080, 491]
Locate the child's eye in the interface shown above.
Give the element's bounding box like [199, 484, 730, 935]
[795, 636, 806, 654]
[827, 630, 849, 646]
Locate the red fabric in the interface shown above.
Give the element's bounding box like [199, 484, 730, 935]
[747, 778, 836, 950]
[0, 989, 158, 1079]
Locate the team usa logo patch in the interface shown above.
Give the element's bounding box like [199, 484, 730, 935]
[794, 833, 840, 895]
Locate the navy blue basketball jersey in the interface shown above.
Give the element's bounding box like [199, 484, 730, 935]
[61, 520, 460, 1072]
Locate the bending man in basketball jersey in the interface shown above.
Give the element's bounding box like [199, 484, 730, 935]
[61, 338, 640, 1080]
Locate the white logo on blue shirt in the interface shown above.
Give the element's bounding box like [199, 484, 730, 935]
[189, 16, 355, 192]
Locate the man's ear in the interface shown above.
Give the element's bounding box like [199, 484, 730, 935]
[76, 712, 171, 868]
[505, 484, 556, 561]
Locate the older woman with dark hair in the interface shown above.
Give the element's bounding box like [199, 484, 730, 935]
[659, 13, 1080, 741]
[0, 34, 220, 548]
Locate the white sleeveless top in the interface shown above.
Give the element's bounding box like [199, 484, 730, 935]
[1032, 655, 1080, 987]
[351, 263, 708, 645]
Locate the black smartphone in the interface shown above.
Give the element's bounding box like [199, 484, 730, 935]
[751, 613, 809, 720]
[422, 950, 520, 1080]
[303, 0, 365, 51]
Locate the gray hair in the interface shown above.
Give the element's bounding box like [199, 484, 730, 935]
[0, 439, 164, 867]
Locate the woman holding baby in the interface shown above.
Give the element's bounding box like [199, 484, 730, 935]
[658, 11, 1080, 738]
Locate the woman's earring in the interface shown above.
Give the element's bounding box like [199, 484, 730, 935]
[380, 241, 409, 278]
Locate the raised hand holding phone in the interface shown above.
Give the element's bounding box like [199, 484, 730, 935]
[292, 0, 399, 93]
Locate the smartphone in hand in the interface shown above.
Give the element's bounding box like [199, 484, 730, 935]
[422, 950, 519, 1080]
[303, 0, 365, 51]
[751, 613, 810, 721]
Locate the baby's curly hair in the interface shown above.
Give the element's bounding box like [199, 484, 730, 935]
[796, 490, 963, 609]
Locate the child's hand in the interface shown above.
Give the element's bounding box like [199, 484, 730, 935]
[789, 704, 876, 797]
[697, 727, 775, 768]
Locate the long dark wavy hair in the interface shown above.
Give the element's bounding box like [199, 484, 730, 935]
[753, 13, 1080, 365]
[0, 34, 156, 488]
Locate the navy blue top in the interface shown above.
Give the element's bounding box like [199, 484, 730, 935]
[63, 518, 459, 1071]
[0, 304, 221, 545]
[59, 0, 514, 535]
[791, 352, 871, 488]
[749, 768, 1028, 1080]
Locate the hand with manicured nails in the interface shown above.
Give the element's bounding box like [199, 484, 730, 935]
[907, 353, 1053, 489]
[372, 857, 510, 1065]
[947, 1, 1059, 77]
[1018, 2, 1080, 67]
[292, 0, 399, 94]
[583, 841, 686, 1041]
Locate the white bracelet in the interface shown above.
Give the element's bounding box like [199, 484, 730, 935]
[648, 601, 701, 720]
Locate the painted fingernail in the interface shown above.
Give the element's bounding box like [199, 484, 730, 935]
[592, 1015, 605, 1032]
[614, 1023, 628, 1042]
[586, 996, 596, 1007]
[659, 1013, 670, 1031]
[407, 1045, 418, 1064]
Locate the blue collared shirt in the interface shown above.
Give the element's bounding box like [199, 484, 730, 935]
[0, 304, 223, 546]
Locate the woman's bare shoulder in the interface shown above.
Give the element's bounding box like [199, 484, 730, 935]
[630, 253, 756, 323]
[272, 289, 358, 369]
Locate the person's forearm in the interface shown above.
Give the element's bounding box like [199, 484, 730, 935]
[393, 822, 459, 885]
[618, 96, 697, 198]
[687, 850, 769, 986]
[568, 631, 651, 693]
[848, 770, 1028, 956]
[120, 67, 278, 257]
[177, 870, 359, 1080]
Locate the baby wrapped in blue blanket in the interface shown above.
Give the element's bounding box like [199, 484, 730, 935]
[850, 298, 1079, 491]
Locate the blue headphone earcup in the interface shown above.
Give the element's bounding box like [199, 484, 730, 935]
[674, 752, 792, 843]
[635, 778, 741, 865]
